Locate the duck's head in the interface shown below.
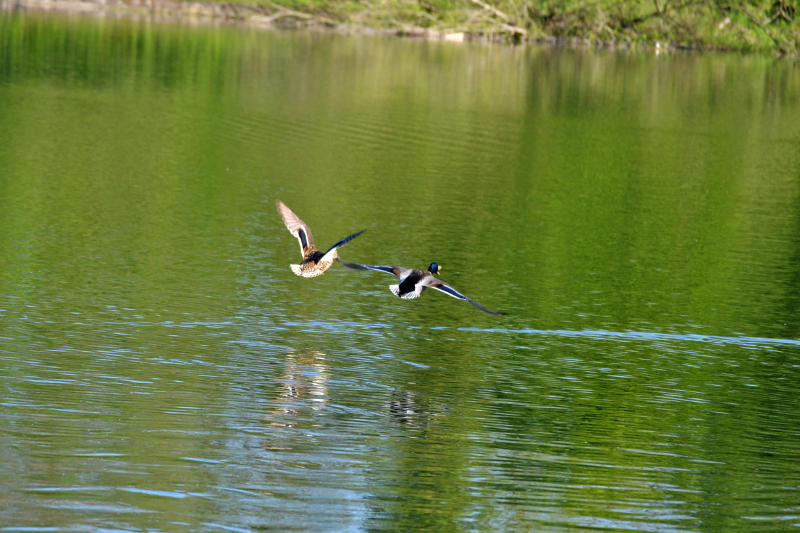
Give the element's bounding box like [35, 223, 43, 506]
[427, 262, 441, 276]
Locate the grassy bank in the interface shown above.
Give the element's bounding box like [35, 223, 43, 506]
[226, 0, 798, 54]
[7, 0, 799, 54]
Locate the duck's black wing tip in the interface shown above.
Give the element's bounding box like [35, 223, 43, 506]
[325, 229, 366, 255]
[429, 281, 505, 316]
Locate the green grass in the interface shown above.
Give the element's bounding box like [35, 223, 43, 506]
[188, 0, 800, 54]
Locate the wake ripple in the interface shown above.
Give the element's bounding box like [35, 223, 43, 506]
[277, 319, 799, 350]
[459, 327, 800, 349]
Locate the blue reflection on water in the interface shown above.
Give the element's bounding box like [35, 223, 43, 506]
[460, 327, 800, 349]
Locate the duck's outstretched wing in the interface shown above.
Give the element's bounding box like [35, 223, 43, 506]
[276, 199, 315, 256]
[339, 261, 407, 277]
[320, 230, 366, 262]
[428, 280, 505, 316]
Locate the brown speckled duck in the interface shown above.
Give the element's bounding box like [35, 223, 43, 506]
[277, 199, 365, 278]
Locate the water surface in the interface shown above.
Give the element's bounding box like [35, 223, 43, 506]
[1, 12, 800, 531]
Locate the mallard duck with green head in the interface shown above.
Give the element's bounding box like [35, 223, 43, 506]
[339, 260, 504, 315]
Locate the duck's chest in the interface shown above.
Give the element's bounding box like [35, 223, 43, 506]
[305, 249, 337, 266]
[397, 272, 425, 296]
[306, 250, 327, 264]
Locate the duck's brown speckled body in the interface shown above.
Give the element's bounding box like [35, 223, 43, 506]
[277, 199, 364, 278]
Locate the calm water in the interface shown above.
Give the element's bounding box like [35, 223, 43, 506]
[1, 12, 800, 532]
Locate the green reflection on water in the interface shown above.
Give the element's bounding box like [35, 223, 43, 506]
[1, 11, 799, 532]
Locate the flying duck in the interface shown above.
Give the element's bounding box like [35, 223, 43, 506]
[339, 260, 504, 315]
[277, 199, 365, 278]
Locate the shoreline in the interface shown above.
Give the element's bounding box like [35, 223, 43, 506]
[2, 0, 798, 56]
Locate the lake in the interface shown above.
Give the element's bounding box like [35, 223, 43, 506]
[1, 11, 799, 532]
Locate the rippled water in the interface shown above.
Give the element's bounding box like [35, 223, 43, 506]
[1, 11, 800, 532]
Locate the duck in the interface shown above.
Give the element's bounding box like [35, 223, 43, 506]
[276, 199, 365, 278]
[339, 260, 504, 316]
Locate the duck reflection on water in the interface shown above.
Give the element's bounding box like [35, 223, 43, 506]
[387, 389, 437, 432]
[267, 349, 329, 423]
